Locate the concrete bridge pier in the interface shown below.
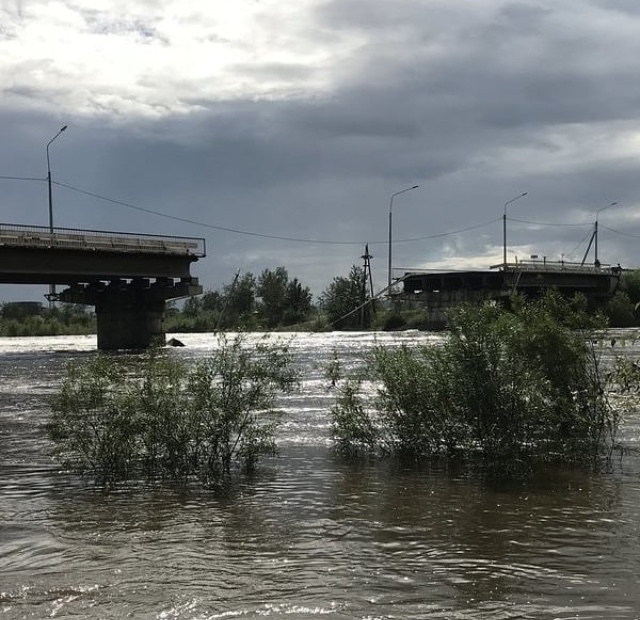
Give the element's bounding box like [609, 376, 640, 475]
[59, 277, 202, 350]
[417, 290, 490, 330]
[95, 282, 166, 350]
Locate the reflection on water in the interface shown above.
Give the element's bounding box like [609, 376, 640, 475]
[1, 332, 640, 619]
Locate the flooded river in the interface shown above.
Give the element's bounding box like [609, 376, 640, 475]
[1, 331, 640, 619]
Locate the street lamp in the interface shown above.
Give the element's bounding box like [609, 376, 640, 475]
[46, 125, 67, 305]
[594, 201, 617, 265]
[388, 184, 419, 291]
[502, 191, 528, 267]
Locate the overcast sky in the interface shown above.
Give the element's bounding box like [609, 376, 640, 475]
[2, 0, 640, 302]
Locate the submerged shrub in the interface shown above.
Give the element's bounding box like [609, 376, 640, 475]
[330, 293, 617, 467]
[48, 335, 299, 486]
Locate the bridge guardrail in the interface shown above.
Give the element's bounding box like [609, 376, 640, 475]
[0, 223, 206, 257]
[493, 260, 620, 274]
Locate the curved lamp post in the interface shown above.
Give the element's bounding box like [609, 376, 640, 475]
[47, 125, 67, 234]
[46, 125, 67, 305]
[594, 201, 617, 265]
[388, 184, 419, 291]
[502, 191, 528, 267]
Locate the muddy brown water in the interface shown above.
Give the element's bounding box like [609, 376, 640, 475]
[1, 331, 640, 619]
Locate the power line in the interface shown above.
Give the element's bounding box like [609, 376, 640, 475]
[509, 216, 591, 228]
[406, 217, 500, 241]
[54, 181, 359, 245]
[2, 175, 598, 244]
[0, 175, 46, 182]
[53, 179, 500, 246]
[3, 174, 633, 240]
[600, 224, 640, 240]
[564, 228, 594, 261]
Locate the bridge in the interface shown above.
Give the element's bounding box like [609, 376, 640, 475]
[0, 223, 205, 349]
[397, 259, 622, 329]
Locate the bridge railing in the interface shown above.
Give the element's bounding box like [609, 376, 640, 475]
[491, 259, 620, 274]
[0, 223, 206, 257]
[395, 259, 623, 282]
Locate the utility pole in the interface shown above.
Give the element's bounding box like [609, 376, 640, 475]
[360, 244, 374, 327]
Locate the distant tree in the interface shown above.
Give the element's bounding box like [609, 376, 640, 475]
[221, 272, 257, 328]
[0, 302, 96, 336]
[284, 277, 312, 325]
[320, 266, 365, 329]
[605, 291, 637, 327]
[255, 268, 313, 328]
[1, 301, 44, 321]
[56, 303, 95, 330]
[620, 270, 640, 306]
[257, 267, 289, 328]
[182, 296, 202, 318]
[201, 290, 224, 313]
[169, 269, 313, 332]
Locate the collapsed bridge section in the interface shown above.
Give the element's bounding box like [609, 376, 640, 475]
[398, 260, 621, 329]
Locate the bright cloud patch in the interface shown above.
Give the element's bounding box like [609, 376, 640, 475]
[0, 0, 353, 117]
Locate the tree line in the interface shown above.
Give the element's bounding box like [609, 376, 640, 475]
[3, 266, 640, 335]
[0, 301, 96, 336]
[0, 265, 377, 335]
[166, 265, 387, 332]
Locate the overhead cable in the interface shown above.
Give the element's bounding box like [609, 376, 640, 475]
[0, 175, 46, 182]
[53, 180, 501, 246]
[508, 217, 591, 228]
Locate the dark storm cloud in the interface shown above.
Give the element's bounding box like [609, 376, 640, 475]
[313, 0, 640, 131]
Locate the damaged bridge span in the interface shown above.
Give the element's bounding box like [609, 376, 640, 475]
[0, 223, 205, 350]
[397, 259, 622, 329]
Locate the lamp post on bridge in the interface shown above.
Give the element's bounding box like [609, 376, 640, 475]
[46, 125, 67, 306]
[594, 201, 617, 265]
[388, 184, 419, 292]
[502, 191, 528, 267]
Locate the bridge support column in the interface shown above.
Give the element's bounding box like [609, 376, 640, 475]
[95, 292, 166, 350]
[414, 290, 491, 330]
[59, 277, 202, 351]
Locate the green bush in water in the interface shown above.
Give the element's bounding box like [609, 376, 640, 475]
[48, 334, 299, 485]
[331, 292, 618, 466]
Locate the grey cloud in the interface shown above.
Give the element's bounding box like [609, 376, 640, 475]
[315, 0, 640, 132]
[230, 62, 319, 83]
[593, 0, 640, 16]
[80, 11, 169, 44]
[314, 0, 457, 33]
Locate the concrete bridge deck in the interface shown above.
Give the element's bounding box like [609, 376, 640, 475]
[0, 223, 205, 284]
[0, 223, 206, 349]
